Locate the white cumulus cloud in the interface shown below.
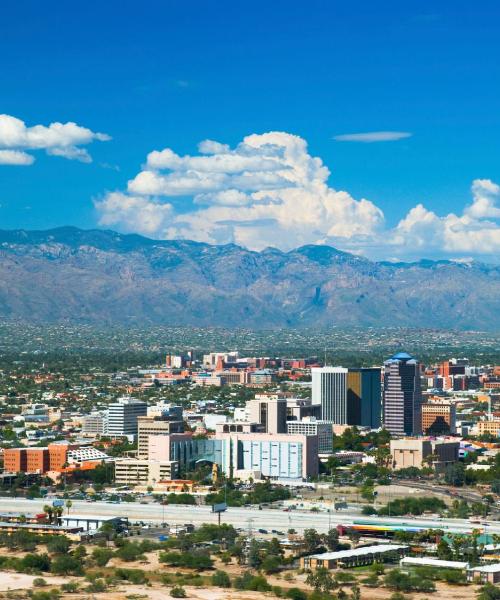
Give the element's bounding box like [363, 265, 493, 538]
[95, 132, 500, 261]
[0, 150, 35, 165]
[98, 131, 384, 250]
[95, 191, 173, 236]
[0, 114, 110, 165]
[387, 179, 500, 258]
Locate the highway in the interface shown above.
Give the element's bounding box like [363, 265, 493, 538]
[0, 497, 498, 535]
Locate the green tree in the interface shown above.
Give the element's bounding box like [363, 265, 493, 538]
[323, 528, 340, 551]
[211, 570, 231, 588]
[477, 583, 500, 600]
[361, 485, 375, 503]
[445, 463, 466, 487]
[262, 555, 281, 574]
[50, 554, 83, 575]
[21, 553, 51, 572]
[437, 539, 453, 560]
[114, 542, 145, 562]
[92, 547, 114, 567]
[46, 536, 70, 555]
[285, 588, 307, 600]
[303, 528, 323, 553]
[305, 567, 337, 595]
[60, 581, 79, 593]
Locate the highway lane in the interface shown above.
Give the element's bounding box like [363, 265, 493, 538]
[0, 497, 498, 535]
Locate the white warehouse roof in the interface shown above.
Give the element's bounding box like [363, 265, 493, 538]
[400, 557, 469, 569]
[468, 564, 500, 573]
[309, 544, 408, 560]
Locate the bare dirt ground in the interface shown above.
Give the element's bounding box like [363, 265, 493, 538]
[47, 580, 481, 600]
[0, 565, 481, 600]
[304, 483, 453, 507]
[0, 572, 68, 591]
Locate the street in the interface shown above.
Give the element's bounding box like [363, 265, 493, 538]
[0, 497, 497, 535]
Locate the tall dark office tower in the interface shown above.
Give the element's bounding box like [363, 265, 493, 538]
[347, 368, 382, 429]
[312, 367, 382, 428]
[383, 352, 422, 436]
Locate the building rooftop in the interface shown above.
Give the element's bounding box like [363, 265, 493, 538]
[62, 514, 125, 522]
[470, 563, 500, 573]
[468, 564, 500, 573]
[390, 352, 414, 361]
[308, 544, 408, 560]
[401, 556, 468, 569]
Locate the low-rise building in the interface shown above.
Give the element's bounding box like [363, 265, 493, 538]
[390, 438, 459, 472]
[286, 418, 333, 454]
[400, 557, 468, 570]
[467, 564, 500, 584]
[301, 544, 408, 570]
[114, 458, 179, 485]
[475, 420, 500, 437]
[217, 431, 318, 480]
[3, 442, 109, 475]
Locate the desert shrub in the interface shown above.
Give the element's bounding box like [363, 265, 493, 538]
[92, 547, 114, 567]
[114, 568, 148, 584]
[211, 570, 231, 588]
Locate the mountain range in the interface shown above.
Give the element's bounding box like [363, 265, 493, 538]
[0, 226, 498, 331]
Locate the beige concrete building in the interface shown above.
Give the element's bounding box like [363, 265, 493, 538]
[137, 416, 184, 459]
[216, 421, 263, 434]
[475, 420, 500, 437]
[114, 457, 178, 485]
[246, 393, 287, 434]
[390, 438, 459, 472]
[146, 432, 193, 462]
[81, 412, 107, 436]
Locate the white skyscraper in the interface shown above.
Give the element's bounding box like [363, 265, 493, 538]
[106, 397, 147, 440]
[312, 366, 348, 423]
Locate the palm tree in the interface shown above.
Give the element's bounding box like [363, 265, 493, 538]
[65, 500, 72, 515]
[54, 506, 63, 525]
[43, 505, 53, 523]
[373, 447, 392, 469]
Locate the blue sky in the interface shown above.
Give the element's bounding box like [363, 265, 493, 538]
[1, 0, 500, 260]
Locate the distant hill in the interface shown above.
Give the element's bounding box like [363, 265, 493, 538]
[0, 226, 498, 330]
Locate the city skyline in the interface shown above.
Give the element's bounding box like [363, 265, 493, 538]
[1, 3, 500, 597]
[1, 2, 500, 262]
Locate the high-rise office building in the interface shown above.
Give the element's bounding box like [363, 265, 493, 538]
[247, 393, 287, 434]
[383, 352, 422, 436]
[421, 402, 456, 435]
[137, 416, 184, 458]
[82, 412, 107, 436]
[312, 367, 382, 427]
[346, 368, 382, 428]
[106, 397, 147, 440]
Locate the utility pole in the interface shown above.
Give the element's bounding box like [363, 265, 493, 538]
[245, 517, 254, 565]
